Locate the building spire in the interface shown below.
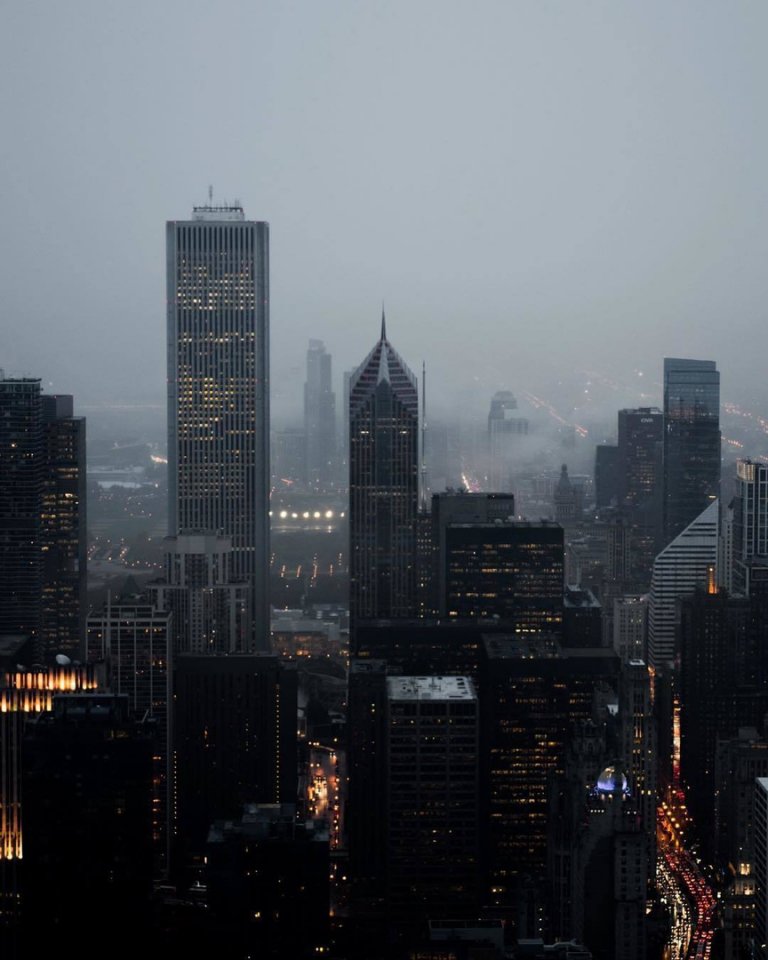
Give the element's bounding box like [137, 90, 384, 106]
[381, 304, 387, 342]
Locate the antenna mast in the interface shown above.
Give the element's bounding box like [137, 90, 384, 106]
[420, 360, 428, 510]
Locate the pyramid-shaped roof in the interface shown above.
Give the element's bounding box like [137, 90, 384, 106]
[349, 312, 418, 417]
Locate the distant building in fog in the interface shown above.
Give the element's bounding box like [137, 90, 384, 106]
[304, 339, 336, 489]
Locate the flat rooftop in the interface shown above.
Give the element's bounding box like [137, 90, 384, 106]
[387, 675, 476, 701]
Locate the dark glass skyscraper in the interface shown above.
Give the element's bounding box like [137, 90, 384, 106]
[662, 358, 720, 547]
[0, 378, 43, 644]
[0, 380, 86, 661]
[166, 203, 270, 648]
[348, 315, 418, 623]
[617, 406, 663, 586]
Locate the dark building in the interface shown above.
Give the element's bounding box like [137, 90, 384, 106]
[349, 314, 418, 625]
[0, 378, 44, 649]
[594, 444, 618, 509]
[206, 803, 330, 958]
[304, 339, 336, 490]
[0, 380, 86, 664]
[21, 694, 155, 955]
[617, 407, 662, 587]
[732, 458, 768, 597]
[441, 519, 564, 636]
[480, 637, 621, 916]
[662, 358, 720, 547]
[431, 491, 516, 616]
[678, 588, 768, 856]
[40, 395, 87, 659]
[86, 601, 172, 866]
[385, 676, 480, 919]
[563, 586, 603, 649]
[347, 659, 389, 896]
[173, 654, 297, 857]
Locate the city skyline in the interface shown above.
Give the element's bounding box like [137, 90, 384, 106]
[1, 3, 767, 424]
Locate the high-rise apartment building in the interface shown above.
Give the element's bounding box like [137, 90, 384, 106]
[166, 203, 270, 648]
[662, 358, 720, 547]
[304, 339, 336, 489]
[348, 316, 418, 624]
[647, 499, 719, 670]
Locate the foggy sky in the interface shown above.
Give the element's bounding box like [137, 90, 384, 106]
[1, 1, 766, 424]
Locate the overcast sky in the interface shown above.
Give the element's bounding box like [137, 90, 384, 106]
[1, 1, 766, 423]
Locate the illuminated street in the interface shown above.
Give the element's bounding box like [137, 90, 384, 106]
[658, 703, 718, 959]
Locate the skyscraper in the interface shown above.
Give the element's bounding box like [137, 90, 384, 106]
[0, 379, 86, 662]
[0, 378, 43, 645]
[662, 358, 720, 547]
[40, 395, 87, 659]
[304, 339, 336, 489]
[348, 314, 418, 623]
[647, 499, 719, 669]
[732, 458, 768, 597]
[167, 202, 270, 648]
[617, 407, 662, 586]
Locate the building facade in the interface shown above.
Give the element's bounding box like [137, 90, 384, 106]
[662, 358, 720, 548]
[348, 315, 418, 624]
[166, 203, 270, 648]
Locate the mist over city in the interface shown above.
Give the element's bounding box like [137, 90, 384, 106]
[2, 3, 768, 959]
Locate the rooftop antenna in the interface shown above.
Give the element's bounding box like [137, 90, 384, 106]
[208, 184, 213, 204]
[380, 302, 387, 341]
[420, 360, 428, 510]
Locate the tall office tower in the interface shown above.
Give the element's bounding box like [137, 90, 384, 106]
[480, 636, 621, 915]
[431, 491, 516, 614]
[0, 378, 43, 647]
[348, 315, 418, 624]
[304, 339, 336, 489]
[678, 588, 768, 858]
[167, 202, 270, 649]
[617, 407, 663, 586]
[40, 395, 86, 659]
[753, 777, 768, 952]
[21, 694, 155, 953]
[732, 459, 768, 596]
[86, 601, 172, 865]
[662, 358, 720, 547]
[173, 654, 297, 856]
[594, 443, 619, 508]
[647, 498, 719, 670]
[386, 676, 479, 917]
[148, 533, 250, 654]
[440, 518, 563, 635]
[487, 391, 528, 491]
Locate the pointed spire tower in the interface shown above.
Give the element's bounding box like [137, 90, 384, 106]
[349, 313, 419, 629]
